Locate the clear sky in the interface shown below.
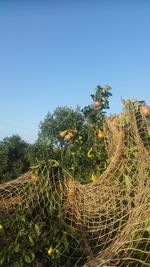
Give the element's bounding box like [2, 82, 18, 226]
[0, 0, 150, 143]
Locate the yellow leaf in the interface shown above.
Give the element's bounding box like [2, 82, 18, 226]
[48, 246, 53, 256]
[87, 147, 93, 158]
[91, 174, 97, 182]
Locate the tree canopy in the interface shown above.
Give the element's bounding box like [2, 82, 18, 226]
[0, 135, 30, 183]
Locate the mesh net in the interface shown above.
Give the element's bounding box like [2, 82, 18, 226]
[0, 103, 150, 266]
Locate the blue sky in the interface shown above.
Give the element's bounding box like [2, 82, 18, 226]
[0, 1, 150, 143]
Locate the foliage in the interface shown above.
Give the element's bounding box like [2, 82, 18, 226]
[32, 85, 112, 182]
[0, 85, 112, 266]
[0, 214, 38, 266]
[0, 160, 85, 267]
[1, 88, 150, 266]
[0, 135, 30, 183]
[27, 141, 55, 166]
[38, 106, 84, 147]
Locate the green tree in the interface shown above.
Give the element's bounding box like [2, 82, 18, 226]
[26, 106, 84, 168]
[34, 85, 112, 182]
[38, 106, 84, 147]
[0, 135, 30, 183]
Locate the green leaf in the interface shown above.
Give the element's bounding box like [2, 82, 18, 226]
[28, 235, 34, 246]
[19, 215, 26, 222]
[34, 223, 41, 236]
[24, 255, 31, 264]
[30, 252, 35, 261]
[90, 94, 95, 100]
[11, 263, 23, 267]
[0, 255, 5, 265]
[0, 223, 4, 232]
[14, 244, 20, 253]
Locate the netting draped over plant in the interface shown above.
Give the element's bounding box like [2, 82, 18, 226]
[0, 102, 150, 266]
